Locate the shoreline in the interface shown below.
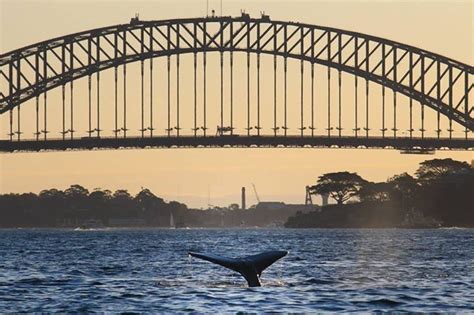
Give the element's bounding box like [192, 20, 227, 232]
[1, 226, 472, 230]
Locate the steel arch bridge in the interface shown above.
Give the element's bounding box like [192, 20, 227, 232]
[0, 14, 472, 152]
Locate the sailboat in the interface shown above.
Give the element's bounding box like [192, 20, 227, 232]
[169, 212, 175, 228]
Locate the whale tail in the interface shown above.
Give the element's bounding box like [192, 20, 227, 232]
[188, 250, 288, 287]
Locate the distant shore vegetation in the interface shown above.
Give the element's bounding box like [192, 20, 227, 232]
[0, 185, 306, 228]
[286, 158, 474, 228]
[0, 158, 472, 228]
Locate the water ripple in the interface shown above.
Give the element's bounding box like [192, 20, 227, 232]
[0, 228, 473, 312]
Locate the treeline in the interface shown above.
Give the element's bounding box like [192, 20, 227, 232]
[0, 186, 188, 227]
[0, 185, 303, 228]
[2, 158, 472, 228]
[286, 158, 474, 228]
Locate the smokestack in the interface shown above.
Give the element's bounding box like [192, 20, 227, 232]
[241, 187, 246, 210]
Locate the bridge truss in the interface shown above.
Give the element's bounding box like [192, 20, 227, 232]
[0, 14, 472, 152]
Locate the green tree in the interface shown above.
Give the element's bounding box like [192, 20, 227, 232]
[387, 172, 418, 207]
[39, 188, 66, 210]
[135, 188, 163, 207]
[359, 182, 391, 202]
[64, 184, 89, 210]
[89, 188, 112, 208]
[113, 189, 132, 201]
[135, 188, 165, 218]
[415, 158, 472, 182]
[64, 184, 89, 198]
[309, 172, 367, 205]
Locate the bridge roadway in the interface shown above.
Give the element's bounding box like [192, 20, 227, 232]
[0, 135, 472, 153]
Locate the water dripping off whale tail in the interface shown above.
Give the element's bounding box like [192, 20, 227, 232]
[188, 250, 288, 287]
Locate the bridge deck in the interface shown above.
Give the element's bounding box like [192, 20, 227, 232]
[0, 136, 472, 153]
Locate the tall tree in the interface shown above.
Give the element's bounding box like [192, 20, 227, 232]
[64, 184, 89, 210]
[309, 172, 367, 205]
[359, 182, 391, 202]
[64, 185, 89, 198]
[415, 158, 472, 182]
[113, 189, 132, 201]
[135, 188, 164, 211]
[387, 172, 419, 206]
[89, 188, 112, 209]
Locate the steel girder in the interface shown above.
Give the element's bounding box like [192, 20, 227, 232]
[0, 16, 473, 131]
[0, 135, 472, 153]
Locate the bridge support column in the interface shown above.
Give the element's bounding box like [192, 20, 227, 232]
[141, 59, 145, 138]
[420, 55, 425, 139]
[9, 109, 12, 141]
[230, 51, 234, 135]
[88, 74, 92, 137]
[193, 52, 197, 137]
[300, 58, 304, 137]
[114, 66, 118, 138]
[409, 51, 413, 139]
[327, 66, 331, 137]
[284, 57, 288, 136]
[247, 51, 250, 136]
[273, 54, 277, 136]
[381, 44, 386, 138]
[203, 51, 207, 137]
[35, 96, 40, 141]
[283, 25, 288, 137]
[230, 22, 234, 135]
[354, 38, 359, 138]
[42, 49, 48, 141]
[34, 53, 40, 141]
[177, 53, 180, 137]
[310, 29, 315, 137]
[69, 42, 74, 140]
[338, 70, 342, 138]
[97, 69, 100, 138]
[365, 40, 370, 139]
[150, 53, 154, 138]
[96, 35, 101, 138]
[61, 83, 65, 140]
[365, 78, 369, 138]
[436, 60, 441, 139]
[448, 66, 453, 140]
[220, 50, 224, 133]
[149, 26, 154, 138]
[61, 44, 66, 140]
[219, 20, 224, 135]
[167, 55, 171, 137]
[337, 34, 342, 138]
[123, 62, 127, 138]
[465, 70, 469, 140]
[392, 47, 397, 139]
[122, 31, 127, 138]
[327, 32, 331, 138]
[311, 62, 315, 137]
[176, 25, 180, 137]
[257, 52, 261, 135]
[43, 90, 47, 141]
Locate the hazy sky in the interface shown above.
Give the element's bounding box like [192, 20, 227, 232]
[0, 0, 472, 208]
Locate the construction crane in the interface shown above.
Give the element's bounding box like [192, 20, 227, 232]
[251, 183, 261, 204]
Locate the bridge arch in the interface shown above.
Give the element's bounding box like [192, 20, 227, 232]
[1, 16, 473, 132]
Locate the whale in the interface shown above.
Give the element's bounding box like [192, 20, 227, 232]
[188, 250, 288, 287]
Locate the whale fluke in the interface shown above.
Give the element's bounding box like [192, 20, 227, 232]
[188, 250, 288, 287]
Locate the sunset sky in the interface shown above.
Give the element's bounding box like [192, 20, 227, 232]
[0, 0, 472, 208]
